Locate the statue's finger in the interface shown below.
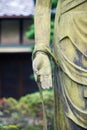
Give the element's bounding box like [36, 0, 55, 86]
[40, 75, 52, 89]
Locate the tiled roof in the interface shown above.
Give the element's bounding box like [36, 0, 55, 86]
[0, 0, 34, 16]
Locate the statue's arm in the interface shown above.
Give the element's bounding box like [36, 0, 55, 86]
[32, 0, 52, 89]
[34, 0, 52, 48]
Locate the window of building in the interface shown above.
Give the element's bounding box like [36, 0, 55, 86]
[0, 18, 34, 46]
[1, 20, 19, 45]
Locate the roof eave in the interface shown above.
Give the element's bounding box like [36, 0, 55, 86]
[0, 15, 33, 19]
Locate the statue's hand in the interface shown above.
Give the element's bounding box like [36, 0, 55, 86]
[33, 53, 52, 89]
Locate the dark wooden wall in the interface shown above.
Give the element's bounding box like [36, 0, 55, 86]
[0, 53, 38, 99]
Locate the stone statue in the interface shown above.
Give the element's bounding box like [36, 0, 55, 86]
[32, 0, 87, 130]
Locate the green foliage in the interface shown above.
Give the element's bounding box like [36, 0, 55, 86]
[25, 24, 34, 39]
[52, 0, 58, 8]
[50, 21, 55, 43]
[27, 125, 41, 130]
[0, 125, 19, 130]
[0, 90, 54, 130]
[19, 90, 54, 118]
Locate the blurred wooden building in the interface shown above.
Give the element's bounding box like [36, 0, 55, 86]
[0, 0, 38, 99]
